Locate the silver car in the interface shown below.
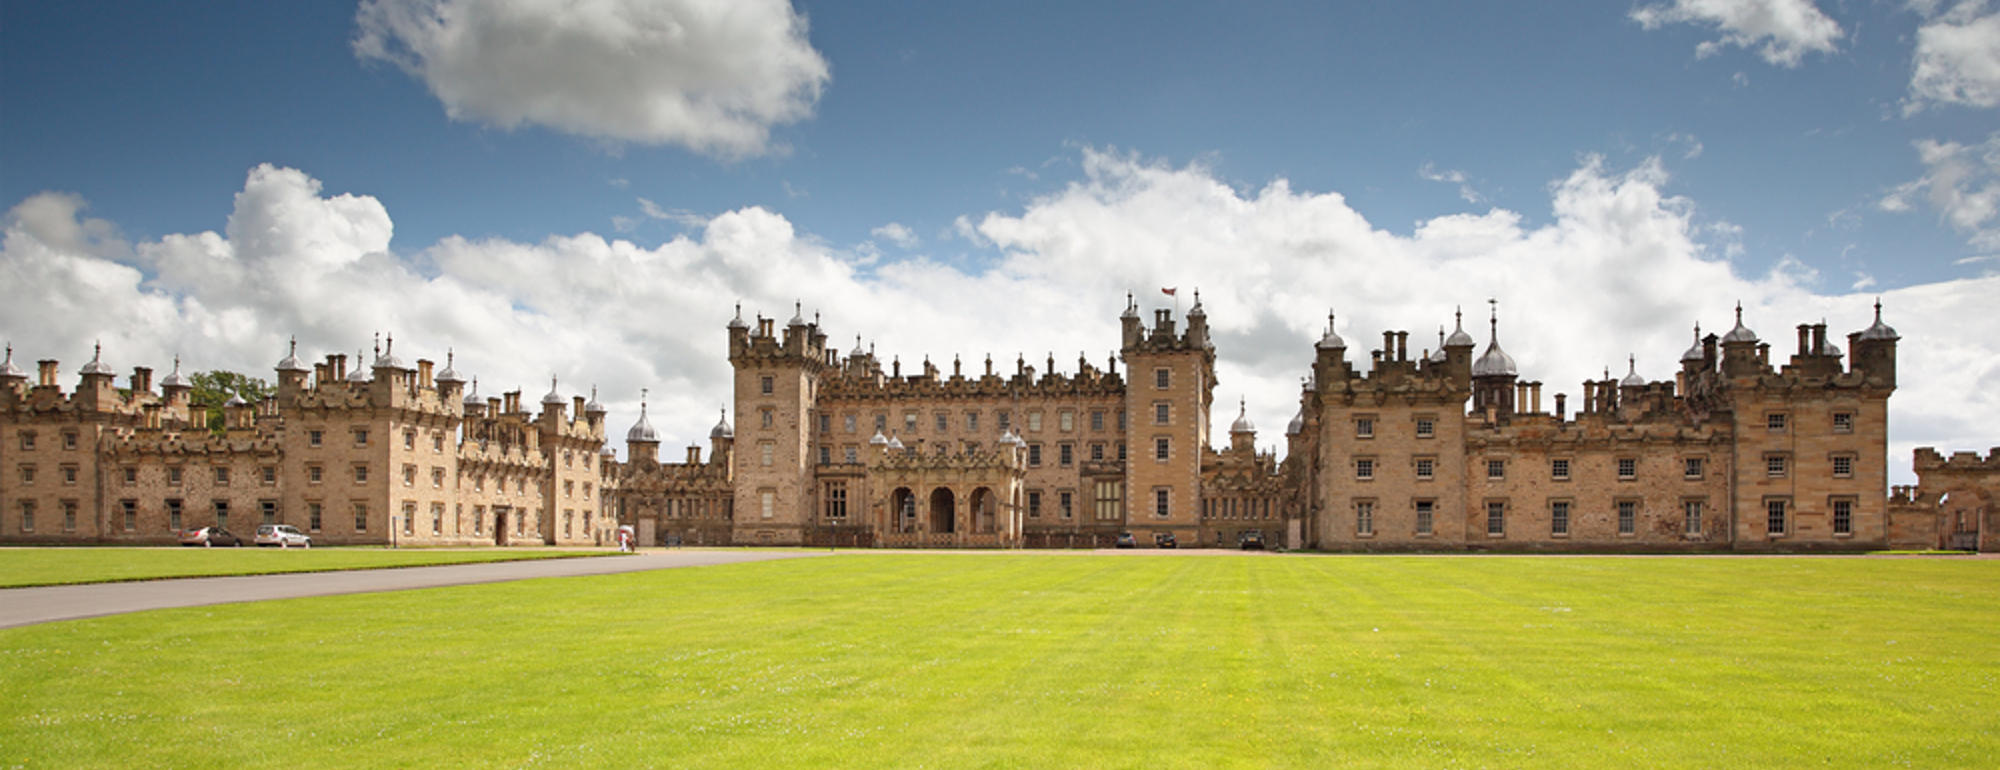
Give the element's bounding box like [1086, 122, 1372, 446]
[254, 524, 312, 548]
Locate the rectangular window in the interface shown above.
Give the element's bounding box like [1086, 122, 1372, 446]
[1356, 418, 1374, 438]
[823, 482, 847, 521]
[818, 413, 831, 433]
[402, 464, 417, 487]
[1832, 498, 1853, 535]
[1355, 501, 1374, 535]
[1095, 481, 1123, 520]
[904, 412, 918, 433]
[166, 499, 181, 531]
[1028, 412, 1043, 432]
[1058, 443, 1073, 467]
[123, 467, 138, 485]
[1767, 413, 1787, 432]
[404, 430, 417, 450]
[1415, 500, 1434, 536]
[1552, 458, 1570, 481]
[761, 443, 774, 467]
[1027, 490, 1043, 519]
[433, 503, 445, 535]
[1154, 488, 1171, 518]
[1154, 402, 1170, 425]
[966, 413, 979, 432]
[760, 490, 775, 519]
[1154, 368, 1171, 389]
[1486, 501, 1505, 536]
[1091, 410, 1105, 431]
[1118, 410, 1127, 431]
[308, 502, 323, 532]
[761, 409, 774, 429]
[1028, 444, 1042, 466]
[1832, 455, 1854, 478]
[1832, 412, 1854, 433]
[875, 414, 888, 432]
[214, 466, 230, 485]
[1118, 442, 1127, 461]
[213, 500, 229, 530]
[402, 502, 416, 536]
[354, 503, 368, 532]
[19, 500, 35, 532]
[1685, 457, 1704, 480]
[1551, 500, 1571, 536]
[843, 446, 857, 464]
[63, 500, 77, 532]
[1766, 455, 1788, 478]
[1487, 459, 1505, 480]
[1090, 443, 1104, 461]
[1683, 500, 1703, 535]
[1355, 458, 1375, 480]
[997, 412, 1010, 431]
[1414, 458, 1435, 480]
[434, 433, 445, 452]
[1059, 491, 1073, 519]
[1617, 500, 1636, 535]
[19, 432, 34, 450]
[1617, 458, 1637, 480]
[1058, 411, 1073, 432]
[19, 465, 33, 485]
[1415, 418, 1434, 438]
[309, 430, 323, 447]
[62, 431, 77, 450]
[1766, 499, 1788, 536]
[432, 467, 445, 488]
[61, 465, 78, 485]
[122, 499, 137, 531]
[261, 500, 277, 527]
[844, 414, 857, 433]
[936, 413, 949, 432]
[354, 429, 368, 447]
[169, 467, 183, 486]
[1154, 437, 1170, 461]
[262, 466, 276, 485]
[760, 376, 773, 395]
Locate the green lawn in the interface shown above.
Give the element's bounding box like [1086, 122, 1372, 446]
[0, 547, 619, 588]
[2, 554, 1995, 768]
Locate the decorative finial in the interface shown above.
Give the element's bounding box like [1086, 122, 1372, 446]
[373, 332, 380, 358]
[385, 334, 394, 357]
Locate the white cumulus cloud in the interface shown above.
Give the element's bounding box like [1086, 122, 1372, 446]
[353, 0, 830, 158]
[5, 152, 1997, 485]
[1907, 1, 2000, 112]
[871, 222, 919, 249]
[1881, 133, 2000, 251]
[1632, 0, 1844, 67]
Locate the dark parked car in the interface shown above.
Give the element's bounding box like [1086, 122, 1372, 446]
[1154, 532, 1177, 549]
[1115, 532, 1137, 549]
[1238, 531, 1265, 551]
[179, 527, 242, 547]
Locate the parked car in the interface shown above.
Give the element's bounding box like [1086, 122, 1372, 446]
[179, 527, 242, 547]
[1238, 531, 1265, 551]
[1154, 532, 1177, 549]
[254, 524, 312, 548]
[1115, 532, 1137, 549]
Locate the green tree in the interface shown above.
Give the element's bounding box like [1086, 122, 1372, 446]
[189, 371, 274, 433]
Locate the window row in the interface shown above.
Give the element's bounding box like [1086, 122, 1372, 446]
[807, 408, 1128, 436]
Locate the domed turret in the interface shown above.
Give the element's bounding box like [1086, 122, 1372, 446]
[1285, 407, 1305, 437]
[1619, 356, 1646, 388]
[78, 342, 115, 375]
[462, 378, 484, 410]
[0, 344, 24, 378]
[277, 337, 310, 373]
[1316, 311, 1345, 350]
[345, 350, 371, 382]
[870, 430, 890, 446]
[1859, 300, 1899, 341]
[540, 376, 564, 407]
[627, 401, 659, 443]
[1229, 398, 1254, 434]
[435, 349, 464, 383]
[1444, 307, 1476, 348]
[1471, 312, 1517, 377]
[887, 435, 905, 450]
[1721, 303, 1758, 343]
[710, 409, 733, 439]
[727, 302, 748, 330]
[1681, 324, 1705, 363]
[585, 386, 607, 414]
[373, 334, 407, 370]
[161, 357, 190, 389]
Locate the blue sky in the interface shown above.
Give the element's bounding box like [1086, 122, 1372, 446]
[3, 1, 1998, 480]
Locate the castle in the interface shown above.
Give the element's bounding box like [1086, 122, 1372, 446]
[2, 297, 1994, 552]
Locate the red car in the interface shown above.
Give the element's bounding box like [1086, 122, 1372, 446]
[178, 527, 243, 547]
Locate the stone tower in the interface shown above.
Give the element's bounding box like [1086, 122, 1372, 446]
[1119, 292, 1215, 540]
[729, 304, 828, 545]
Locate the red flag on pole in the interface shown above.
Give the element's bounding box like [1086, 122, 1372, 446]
[1161, 288, 1177, 296]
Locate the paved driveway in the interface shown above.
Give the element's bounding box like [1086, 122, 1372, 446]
[0, 550, 822, 630]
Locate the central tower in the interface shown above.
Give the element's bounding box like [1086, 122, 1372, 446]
[1119, 293, 1215, 540]
[728, 305, 829, 545]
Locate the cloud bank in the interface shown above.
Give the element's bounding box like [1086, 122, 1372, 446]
[5, 152, 1995, 485]
[1907, 1, 2000, 112]
[353, 0, 830, 158]
[1631, 0, 1843, 67]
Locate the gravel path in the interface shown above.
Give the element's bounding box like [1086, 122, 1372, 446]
[0, 550, 823, 630]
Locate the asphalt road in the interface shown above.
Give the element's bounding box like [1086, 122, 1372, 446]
[0, 550, 823, 630]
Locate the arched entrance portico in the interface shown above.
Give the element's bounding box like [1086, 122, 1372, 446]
[930, 487, 956, 533]
[971, 487, 997, 533]
[891, 488, 916, 532]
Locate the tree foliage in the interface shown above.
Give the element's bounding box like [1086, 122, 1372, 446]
[189, 371, 274, 433]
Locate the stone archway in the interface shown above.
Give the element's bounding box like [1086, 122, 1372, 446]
[930, 487, 956, 534]
[971, 487, 997, 533]
[891, 487, 916, 533]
